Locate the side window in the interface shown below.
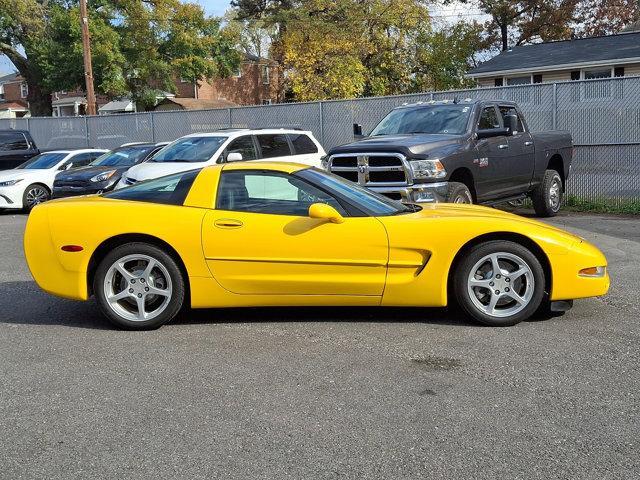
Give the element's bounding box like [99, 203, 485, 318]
[225, 136, 258, 161]
[478, 106, 501, 130]
[0, 132, 28, 151]
[66, 152, 93, 169]
[498, 106, 525, 133]
[257, 134, 292, 159]
[289, 134, 318, 155]
[105, 169, 200, 205]
[216, 170, 345, 216]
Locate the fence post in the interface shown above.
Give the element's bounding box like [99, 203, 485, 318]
[150, 112, 156, 143]
[319, 101, 324, 146]
[430, 92, 434, 101]
[84, 116, 90, 147]
[552, 83, 558, 130]
[227, 108, 232, 128]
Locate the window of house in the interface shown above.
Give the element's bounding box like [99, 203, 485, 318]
[614, 67, 625, 77]
[180, 77, 189, 83]
[257, 134, 291, 158]
[494, 78, 504, 87]
[533, 74, 543, 84]
[261, 65, 270, 85]
[506, 76, 531, 86]
[262, 99, 272, 105]
[234, 65, 242, 78]
[216, 170, 344, 216]
[224, 135, 258, 161]
[289, 134, 318, 155]
[20, 82, 28, 98]
[478, 106, 501, 130]
[584, 69, 612, 80]
[0, 84, 4, 101]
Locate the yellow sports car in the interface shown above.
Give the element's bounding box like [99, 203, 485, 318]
[24, 162, 609, 330]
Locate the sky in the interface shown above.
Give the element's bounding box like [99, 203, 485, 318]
[1, 1, 487, 74]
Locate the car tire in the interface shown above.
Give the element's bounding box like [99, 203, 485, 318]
[445, 182, 473, 204]
[453, 240, 545, 326]
[93, 242, 186, 330]
[532, 169, 562, 217]
[22, 184, 51, 212]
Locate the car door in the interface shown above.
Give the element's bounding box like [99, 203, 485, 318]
[201, 168, 389, 296]
[255, 133, 293, 162]
[499, 105, 535, 194]
[0, 132, 34, 170]
[473, 104, 512, 200]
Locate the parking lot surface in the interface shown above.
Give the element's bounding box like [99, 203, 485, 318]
[1, 211, 638, 479]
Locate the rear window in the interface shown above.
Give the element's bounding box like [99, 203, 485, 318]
[104, 169, 200, 206]
[0, 132, 28, 151]
[257, 134, 291, 159]
[91, 146, 154, 167]
[289, 134, 318, 154]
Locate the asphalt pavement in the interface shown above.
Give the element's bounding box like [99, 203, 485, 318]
[0, 210, 638, 479]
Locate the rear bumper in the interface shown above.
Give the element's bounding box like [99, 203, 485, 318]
[370, 182, 450, 203]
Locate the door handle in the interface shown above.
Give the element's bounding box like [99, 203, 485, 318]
[214, 218, 243, 228]
[524, 141, 533, 146]
[498, 144, 509, 149]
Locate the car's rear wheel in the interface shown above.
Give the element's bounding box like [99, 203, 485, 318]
[23, 184, 50, 212]
[94, 243, 185, 330]
[453, 240, 545, 326]
[532, 169, 562, 217]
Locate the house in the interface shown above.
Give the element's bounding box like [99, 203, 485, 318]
[174, 53, 281, 106]
[468, 32, 640, 87]
[0, 72, 30, 118]
[52, 89, 110, 116]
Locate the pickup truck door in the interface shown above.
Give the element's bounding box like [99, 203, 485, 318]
[0, 131, 37, 169]
[473, 105, 512, 201]
[500, 106, 535, 195]
[201, 169, 388, 296]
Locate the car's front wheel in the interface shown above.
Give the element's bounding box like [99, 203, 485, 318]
[94, 243, 186, 330]
[23, 184, 50, 212]
[453, 240, 545, 326]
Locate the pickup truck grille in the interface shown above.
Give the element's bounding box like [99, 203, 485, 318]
[328, 153, 408, 186]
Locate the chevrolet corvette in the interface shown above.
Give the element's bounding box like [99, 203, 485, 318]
[24, 162, 609, 330]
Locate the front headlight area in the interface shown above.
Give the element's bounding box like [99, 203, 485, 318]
[0, 179, 23, 187]
[409, 159, 447, 180]
[90, 170, 117, 183]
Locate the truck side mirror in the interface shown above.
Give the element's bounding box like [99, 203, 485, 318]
[353, 123, 363, 138]
[505, 115, 519, 134]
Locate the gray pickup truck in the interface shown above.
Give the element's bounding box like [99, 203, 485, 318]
[324, 99, 573, 217]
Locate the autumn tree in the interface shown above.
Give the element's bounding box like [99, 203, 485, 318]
[577, 0, 640, 36]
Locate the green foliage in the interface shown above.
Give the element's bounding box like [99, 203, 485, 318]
[564, 195, 640, 215]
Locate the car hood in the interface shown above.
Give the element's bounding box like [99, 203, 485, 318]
[329, 134, 465, 158]
[56, 165, 129, 182]
[0, 169, 44, 181]
[125, 162, 205, 181]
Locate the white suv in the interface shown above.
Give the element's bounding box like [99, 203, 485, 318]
[116, 129, 325, 189]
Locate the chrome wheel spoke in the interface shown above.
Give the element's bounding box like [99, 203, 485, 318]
[504, 290, 525, 305]
[135, 296, 147, 320]
[107, 290, 130, 303]
[509, 267, 528, 282]
[489, 254, 502, 276]
[142, 259, 157, 280]
[147, 285, 170, 297]
[486, 293, 500, 315]
[470, 277, 492, 288]
[115, 263, 134, 281]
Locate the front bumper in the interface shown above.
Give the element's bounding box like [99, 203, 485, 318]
[370, 182, 450, 203]
[0, 185, 25, 209]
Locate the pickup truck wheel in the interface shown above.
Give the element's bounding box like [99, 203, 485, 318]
[446, 182, 473, 204]
[453, 240, 545, 326]
[532, 169, 562, 217]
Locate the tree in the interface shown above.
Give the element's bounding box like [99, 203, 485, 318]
[413, 21, 486, 92]
[577, 0, 640, 36]
[223, 9, 276, 59]
[0, 0, 241, 115]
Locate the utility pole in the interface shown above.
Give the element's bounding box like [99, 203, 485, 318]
[80, 0, 97, 115]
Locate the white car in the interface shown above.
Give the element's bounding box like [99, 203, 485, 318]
[115, 129, 326, 189]
[0, 149, 107, 211]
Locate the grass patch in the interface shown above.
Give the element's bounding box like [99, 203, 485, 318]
[564, 195, 640, 215]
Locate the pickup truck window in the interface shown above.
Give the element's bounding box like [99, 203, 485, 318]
[370, 105, 471, 136]
[0, 132, 28, 151]
[478, 106, 501, 129]
[499, 106, 525, 133]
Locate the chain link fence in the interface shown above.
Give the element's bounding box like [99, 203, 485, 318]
[2, 76, 640, 203]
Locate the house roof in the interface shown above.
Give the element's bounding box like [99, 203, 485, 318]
[0, 72, 21, 84]
[154, 97, 237, 110]
[0, 101, 28, 111]
[99, 99, 135, 112]
[52, 96, 87, 106]
[469, 32, 640, 77]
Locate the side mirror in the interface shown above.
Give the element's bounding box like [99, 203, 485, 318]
[477, 127, 510, 139]
[353, 123, 364, 139]
[505, 114, 519, 134]
[308, 203, 344, 224]
[227, 152, 243, 162]
[59, 163, 73, 171]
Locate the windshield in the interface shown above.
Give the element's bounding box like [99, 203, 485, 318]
[296, 168, 417, 217]
[151, 136, 226, 163]
[91, 146, 153, 167]
[17, 152, 68, 170]
[370, 105, 471, 136]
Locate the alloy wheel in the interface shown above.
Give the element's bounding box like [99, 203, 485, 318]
[25, 186, 49, 207]
[467, 252, 535, 318]
[103, 254, 173, 322]
[548, 175, 562, 211]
